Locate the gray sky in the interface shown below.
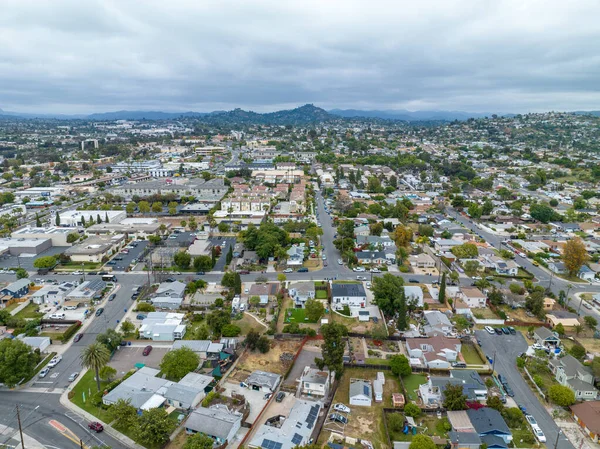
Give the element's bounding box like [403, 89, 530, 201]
[1, 0, 599, 114]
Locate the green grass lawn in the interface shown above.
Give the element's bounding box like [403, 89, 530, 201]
[511, 428, 537, 448]
[15, 303, 44, 319]
[388, 413, 450, 442]
[461, 344, 484, 365]
[284, 308, 317, 323]
[365, 358, 391, 366]
[3, 301, 22, 313]
[402, 374, 427, 401]
[234, 313, 266, 334]
[315, 290, 328, 300]
[69, 370, 112, 422]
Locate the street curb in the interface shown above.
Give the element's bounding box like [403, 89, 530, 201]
[59, 371, 146, 449]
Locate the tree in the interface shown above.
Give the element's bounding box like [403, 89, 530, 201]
[442, 383, 467, 410]
[15, 268, 28, 279]
[245, 329, 260, 350]
[55, 211, 61, 226]
[160, 347, 200, 381]
[33, 255, 57, 269]
[226, 245, 233, 265]
[393, 226, 413, 247]
[96, 329, 122, 352]
[206, 310, 231, 336]
[591, 357, 600, 379]
[371, 273, 405, 317]
[66, 232, 80, 244]
[409, 435, 436, 449]
[221, 271, 236, 288]
[168, 201, 178, 215]
[148, 234, 162, 245]
[451, 243, 479, 259]
[563, 237, 589, 277]
[233, 272, 242, 295]
[107, 399, 138, 430]
[126, 202, 136, 214]
[305, 299, 325, 322]
[404, 402, 421, 418]
[370, 222, 383, 236]
[525, 291, 545, 319]
[256, 335, 271, 353]
[135, 408, 175, 446]
[138, 201, 150, 213]
[548, 384, 576, 406]
[389, 354, 411, 377]
[188, 216, 198, 231]
[0, 339, 40, 388]
[277, 273, 287, 283]
[388, 413, 404, 432]
[222, 324, 241, 337]
[121, 319, 135, 334]
[80, 343, 111, 391]
[173, 251, 191, 270]
[486, 395, 504, 412]
[249, 296, 261, 308]
[99, 365, 117, 382]
[97, 213, 102, 224]
[151, 202, 163, 213]
[184, 432, 214, 449]
[530, 203, 558, 224]
[315, 323, 347, 374]
[371, 324, 388, 341]
[35, 212, 41, 227]
[438, 272, 447, 304]
[584, 315, 598, 329]
[569, 344, 586, 360]
[554, 323, 565, 336]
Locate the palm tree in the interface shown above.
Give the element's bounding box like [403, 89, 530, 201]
[81, 343, 111, 391]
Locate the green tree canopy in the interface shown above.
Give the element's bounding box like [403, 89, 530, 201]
[81, 342, 111, 391]
[160, 347, 200, 381]
[33, 255, 57, 269]
[315, 322, 347, 374]
[135, 408, 176, 446]
[548, 384, 576, 406]
[305, 299, 325, 322]
[409, 435, 437, 449]
[389, 354, 411, 377]
[173, 251, 191, 270]
[0, 339, 40, 387]
[442, 383, 467, 410]
[184, 433, 214, 449]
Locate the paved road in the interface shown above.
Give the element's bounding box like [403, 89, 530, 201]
[0, 391, 122, 449]
[477, 329, 574, 449]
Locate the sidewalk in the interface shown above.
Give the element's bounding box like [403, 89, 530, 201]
[0, 424, 46, 449]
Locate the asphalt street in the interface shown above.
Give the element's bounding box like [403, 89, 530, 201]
[477, 329, 574, 449]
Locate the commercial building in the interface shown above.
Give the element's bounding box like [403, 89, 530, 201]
[0, 237, 52, 256]
[12, 226, 74, 246]
[57, 210, 126, 227]
[110, 178, 228, 201]
[13, 187, 65, 200]
[65, 234, 125, 263]
[65, 279, 106, 302]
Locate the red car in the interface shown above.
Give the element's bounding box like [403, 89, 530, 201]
[88, 422, 104, 433]
[142, 345, 153, 356]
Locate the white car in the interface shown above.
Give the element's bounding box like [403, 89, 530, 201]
[533, 426, 546, 443]
[283, 268, 293, 273]
[485, 326, 495, 335]
[47, 355, 62, 368]
[365, 281, 372, 289]
[370, 268, 380, 273]
[322, 254, 327, 260]
[353, 267, 366, 272]
[333, 403, 351, 414]
[337, 259, 343, 265]
[525, 415, 538, 427]
[532, 343, 544, 350]
[39, 367, 50, 378]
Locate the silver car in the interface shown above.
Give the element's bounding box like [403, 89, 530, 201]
[68, 372, 79, 382]
[39, 367, 50, 378]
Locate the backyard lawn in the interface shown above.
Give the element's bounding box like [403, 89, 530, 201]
[15, 303, 44, 319]
[284, 308, 317, 323]
[402, 374, 427, 401]
[388, 413, 451, 442]
[461, 344, 484, 365]
[315, 290, 328, 300]
[69, 370, 112, 422]
[234, 313, 267, 334]
[3, 301, 23, 313]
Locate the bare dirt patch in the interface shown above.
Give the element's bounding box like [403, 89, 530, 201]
[230, 339, 303, 382]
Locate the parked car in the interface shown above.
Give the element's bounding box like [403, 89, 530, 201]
[88, 422, 104, 433]
[143, 345, 153, 356]
[275, 392, 285, 402]
[494, 328, 503, 335]
[68, 372, 79, 382]
[108, 294, 116, 301]
[371, 268, 381, 273]
[196, 271, 205, 275]
[337, 259, 343, 265]
[501, 327, 510, 335]
[283, 268, 293, 273]
[136, 314, 147, 320]
[297, 268, 309, 273]
[353, 267, 366, 272]
[74, 333, 83, 343]
[329, 413, 348, 424]
[333, 403, 351, 414]
[47, 355, 62, 368]
[165, 278, 176, 283]
[95, 308, 104, 317]
[485, 326, 495, 335]
[39, 367, 50, 378]
[408, 278, 418, 283]
[356, 276, 367, 281]
[504, 384, 514, 397]
[508, 326, 516, 335]
[451, 361, 467, 368]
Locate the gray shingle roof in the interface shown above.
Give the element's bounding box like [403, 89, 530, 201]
[185, 405, 242, 440]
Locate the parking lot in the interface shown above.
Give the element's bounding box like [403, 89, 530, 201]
[0, 246, 68, 271]
[221, 381, 269, 424]
[109, 240, 149, 271]
[210, 236, 236, 271]
[108, 345, 169, 376]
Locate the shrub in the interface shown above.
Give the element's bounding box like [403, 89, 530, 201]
[60, 321, 82, 343]
[135, 302, 155, 312]
[404, 402, 421, 418]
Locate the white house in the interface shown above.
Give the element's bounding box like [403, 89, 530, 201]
[457, 287, 487, 308]
[579, 266, 596, 282]
[139, 312, 186, 341]
[349, 379, 372, 407]
[185, 405, 242, 446]
[288, 281, 316, 308]
[404, 286, 424, 307]
[300, 366, 330, 397]
[331, 283, 367, 311]
[405, 335, 461, 369]
[31, 282, 77, 305]
[287, 245, 305, 266]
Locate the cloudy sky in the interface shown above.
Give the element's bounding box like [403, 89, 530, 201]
[1, 0, 599, 114]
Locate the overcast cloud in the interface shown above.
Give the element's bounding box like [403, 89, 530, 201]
[1, 0, 599, 114]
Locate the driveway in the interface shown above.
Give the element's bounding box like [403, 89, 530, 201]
[109, 345, 169, 376]
[221, 381, 269, 424]
[283, 345, 321, 388]
[210, 236, 236, 271]
[476, 329, 575, 449]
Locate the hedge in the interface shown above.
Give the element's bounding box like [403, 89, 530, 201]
[61, 321, 82, 343]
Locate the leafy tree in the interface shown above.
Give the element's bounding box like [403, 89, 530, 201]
[249, 296, 261, 308]
[548, 384, 575, 406]
[393, 226, 413, 247]
[525, 291, 545, 319]
[409, 435, 436, 449]
[81, 342, 111, 391]
[188, 217, 198, 231]
[206, 310, 231, 336]
[126, 202, 136, 214]
[502, 408, 525, 428]
[233, 272, 242, 295]
[151, 202, 163, 213]
[530, 203, 559, 224]
[305, 299, 325, 322]
[569, 344, 586, 360]
[226, 245, 233, 265]
[221, 324, 241, 337]
[0, 339, 40, 387]
[107, 398, 138, 430]
[256, 336, 271, 353]
[404, 402, 421, 418]
[372, 273, 405, 318]
[66, 232, 80, 244]
[584, 315, 598, 329]
[554, 323, 565, 336]
[438, 272, 446, 304]
[135, 408, 175, 446]
[277, 273, 287, 283]
[389, 354, 411, 377]
[221, 271, 236, 288]
[96, 329, 123, 352]
[371, 324, 388, 341]
[55, 211, 61, 226]
[193, 255, 213, 272]
[15, 268, 28, 279]
[486, 395, 504, 412]
[173, 251, 191, 270]
[315, 323, 347, 374]
[451, 243, 478, 259]
[138, 201, 150, 213]
[388, 413, 404, 432]
[562, 237, 589, 277]
[35, 213, 41, 227]
[33, 255, 57, 269]
[121, 319, 135, 334]
[99, 365, 117, 382]
[370, 222, 383, 236]
[160, 347, 200, 381]
[148, 234, 162, 245]
[591, 357, 600, 379]
[245, 329, 260, 350]
[442, 383, 467, 410]
[184, 433, 214, 449]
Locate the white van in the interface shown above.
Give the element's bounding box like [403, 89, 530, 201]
[485, 326, 495, 335]
[49, 313, 65, 320]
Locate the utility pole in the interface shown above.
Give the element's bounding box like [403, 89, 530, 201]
[553, 430, 562, 449]
[80, 439, 84, 449]
[16, 405, 25, 449]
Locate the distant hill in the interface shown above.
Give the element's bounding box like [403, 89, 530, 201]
[328, 109, 497, 121]
[573, 111, 600, 117]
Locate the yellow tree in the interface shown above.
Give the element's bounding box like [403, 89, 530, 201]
[562, 237, 589, 276]
[394, 226, 413, 247]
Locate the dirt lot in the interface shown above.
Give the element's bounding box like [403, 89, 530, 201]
[230, 339, 303, 382]
[319, 368, 401, 449]
[502, 306, 544, 324]
[109, 345, 170, 376]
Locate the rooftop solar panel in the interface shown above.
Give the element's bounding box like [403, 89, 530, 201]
[292, 433, 303, 445]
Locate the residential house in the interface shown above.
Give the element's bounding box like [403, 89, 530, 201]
[17, 336, 51, 353]
[331, 283, 367, 312]
[409, 253, 436, 269]
[356, 234, 395, 248]
[457, 287, 486, 308]
[246, 370, 281, 393]
[248, 400, 321, 449]
[349, 379, 372, 406]
[434, 239, 463, 252]
[354, 225, 370, 236]
[548, 262, 567, 275]
[139, 312, 186, 341]
[31, 282, 76, 305]
[543, 297, 556, 311]
[287, 245, 305, 266]
[0, 279, 31, 299]
[546, 311, 580, 330]
[248, 283, 279, 306]
[423, 310, 453, 336]
[172, 340, 223, 360]
[570, 401, 600, 443]
[404, 286, 424, 307]
[578, 265, 596, 281]
[532, 327, 560, 347]
[155, 281, 186, 298]
[65, 279, 106, 303]
[300, 366, 330, 397]
[447, 410, 476, 433]
[405, 335, 461, 369]
[65, 233, 125, 263]
[448, 432, 482, 449]
[185, 405, 243, 446]
[549, 354, 597, 400]
[467, 407, 512, 447]
[494, 259, 519, 276]
[356, 251, 387, 265]
[288, 281, 315, 308]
